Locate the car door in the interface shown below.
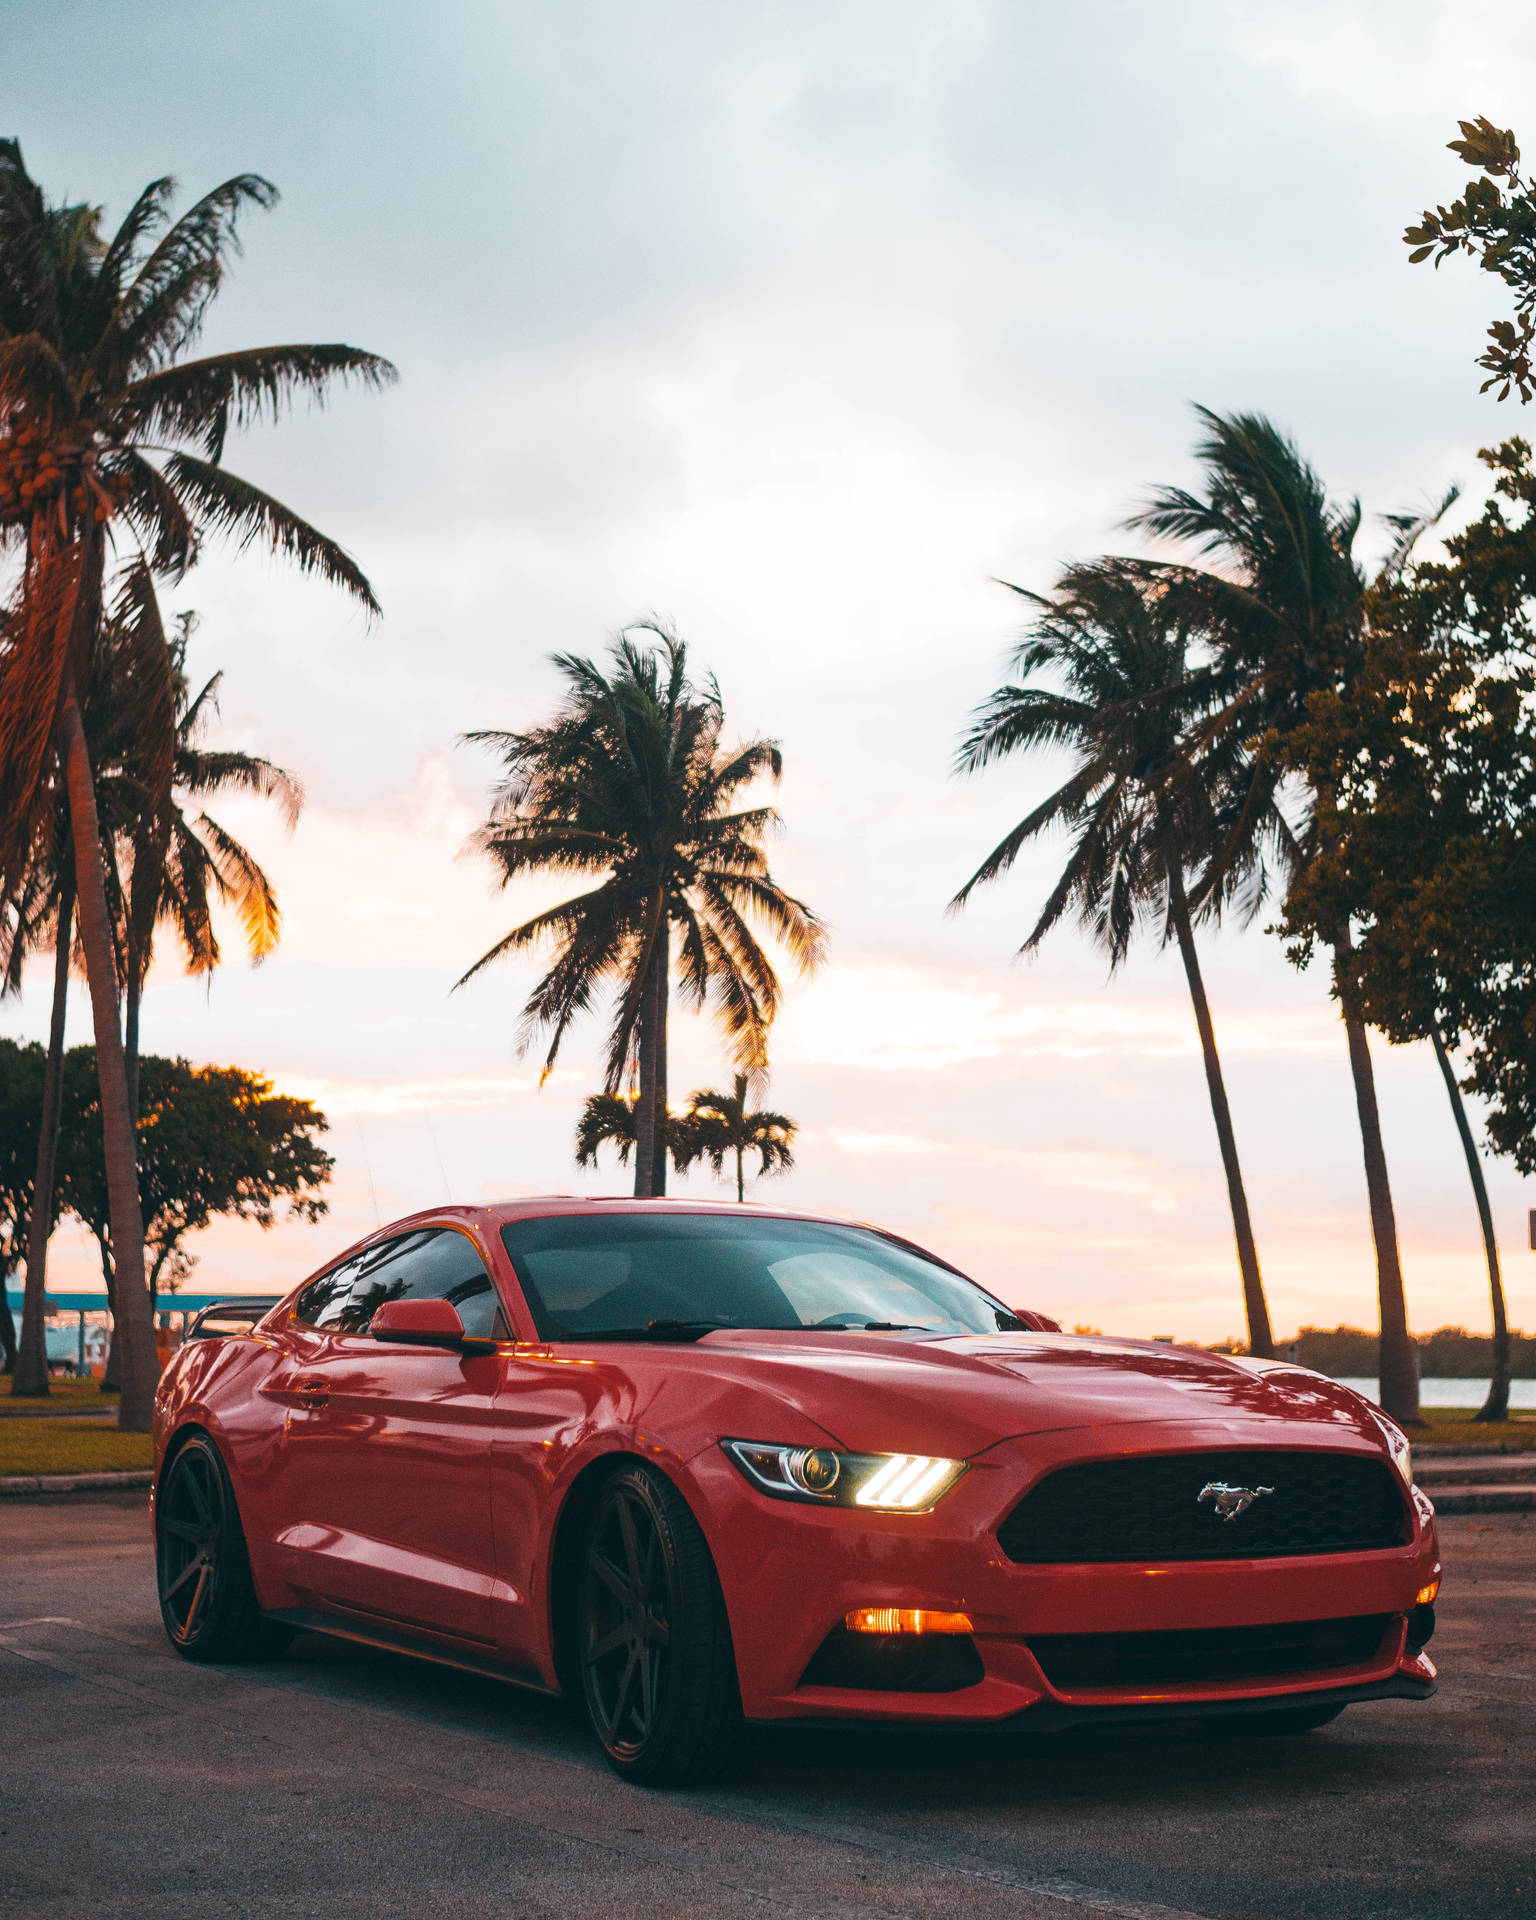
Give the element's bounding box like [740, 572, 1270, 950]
[268, 1227, 506, 1645]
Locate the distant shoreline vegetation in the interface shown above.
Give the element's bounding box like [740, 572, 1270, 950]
[1231, 1326, 1536, 1379]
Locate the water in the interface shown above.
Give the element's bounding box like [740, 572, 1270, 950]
[1334, 1376, 1536, 1410]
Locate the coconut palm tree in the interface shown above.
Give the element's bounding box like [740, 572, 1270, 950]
[460, 627, 825, 1196]
[1127, 409, 1439, 1424]
[953, 561, 1284, 1357]
[685, 1072, 797, 1202]
[0, 144, 392, 1428]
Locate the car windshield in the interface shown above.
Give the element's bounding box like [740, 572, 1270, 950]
[499, 1211, 1025, 1340]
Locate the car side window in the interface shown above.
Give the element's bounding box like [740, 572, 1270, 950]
[339, 1228, 504, 1341]
[292, 1254, 365, 1330]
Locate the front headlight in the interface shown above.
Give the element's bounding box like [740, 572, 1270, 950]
[1389, 1432, 1413, 1488]
[722, 1438, 966, 1512]
[1375, 1417, 1413, 1487]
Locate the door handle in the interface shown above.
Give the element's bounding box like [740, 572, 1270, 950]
[297, 1376, 329, 1404]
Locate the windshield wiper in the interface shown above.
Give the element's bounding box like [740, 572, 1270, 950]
[559, 1318, 738, 1344]
[856, 1321, 923, 1331]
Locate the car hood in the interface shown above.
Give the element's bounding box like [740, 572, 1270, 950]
[682, 1329, 1389, 1460]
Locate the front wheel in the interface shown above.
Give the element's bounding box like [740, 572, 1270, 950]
[578, 1462, 747, 1786]
[156, 1433, 292, 1663]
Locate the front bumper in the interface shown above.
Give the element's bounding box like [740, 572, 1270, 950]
[687, 1423, 1440, 1726]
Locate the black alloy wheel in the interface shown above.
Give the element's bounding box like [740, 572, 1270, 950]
[577, 1462, 746, 1785]
[155, 1433, 291, 1663]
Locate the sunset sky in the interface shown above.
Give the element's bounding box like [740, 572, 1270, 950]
[7, 0, 1536, 1343]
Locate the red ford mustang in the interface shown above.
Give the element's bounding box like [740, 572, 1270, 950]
[151, 1198, 1440, 1785]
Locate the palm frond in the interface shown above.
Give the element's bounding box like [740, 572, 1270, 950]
[123, 343, 398, 461]
[163, 452, 380, 612]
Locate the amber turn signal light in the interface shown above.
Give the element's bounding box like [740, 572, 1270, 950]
[845, 1607, 974, 1635]
[1415, 1579, 1440, 1607]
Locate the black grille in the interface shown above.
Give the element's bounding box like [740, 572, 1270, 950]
[1027, 1613, 1393, 1690]
[998, 1450, 1407, 1564]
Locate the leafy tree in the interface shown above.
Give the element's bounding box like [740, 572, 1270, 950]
[684, 1072, 796, 1202]
[0, 144, 391, 1428]
[460, 627, 825, 1197]
[1281, 442, 1536, 1419]
[55, 1048, 332, 1293]
[1406, 117, 1536, 400]
[952, 563, 1283, 1357]
[1129, 409, 1454, 1426]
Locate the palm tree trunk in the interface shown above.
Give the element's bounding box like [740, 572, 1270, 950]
[1166, 870, 1275, 1358]
[633, 926, 670, 1199]
[96, 1231, 121, 1391]
[0, 1285, 15, 1373]
[1333, 942, 1419, 1426]
[11, 873, 74, 1398]
[59, 689, 157, 1432]
[736, 1142, 745, 1204]
[1429, 1031, 1510, 1422]
[124, 961, 141, 1126]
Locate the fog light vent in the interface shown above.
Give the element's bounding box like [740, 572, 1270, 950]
[801, 1624, 984, 1693]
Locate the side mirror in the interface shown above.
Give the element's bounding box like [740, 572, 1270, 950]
[372, 1298, 476, 1349]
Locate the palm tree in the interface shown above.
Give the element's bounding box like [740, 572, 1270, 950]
[685, 1072, 797, 1202]
[3, 571, 298, 1393]
[952, 562, 1283, 1357]
[460, 627, 825, 1196]
[113, 578, 303, 1121]
[1128, 409, 1438, 1424]
[0, 815, 71, 1397]
[1429, 1033, 1512, 1422]
[573, 1092, 698, 1178]
[0, 146, 392, 1428]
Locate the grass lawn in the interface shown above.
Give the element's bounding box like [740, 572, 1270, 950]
[1417, 1407, 1536, 1449]
[0, 1377, 120, 1417]
[0, 1419, 152, 1477]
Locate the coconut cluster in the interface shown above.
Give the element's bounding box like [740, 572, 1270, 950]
[0, 418, 114, 530]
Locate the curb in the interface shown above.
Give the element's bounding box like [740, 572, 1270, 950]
[1430, 1486, 1536, 1514]
[0, 1469, 153, 1497]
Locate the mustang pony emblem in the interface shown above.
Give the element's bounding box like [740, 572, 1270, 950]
[1198, 1480, 1275, 1521]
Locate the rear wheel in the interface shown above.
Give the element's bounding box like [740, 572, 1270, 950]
[156, 1433, 292, 1663]
[577, 1461, 746, 1786]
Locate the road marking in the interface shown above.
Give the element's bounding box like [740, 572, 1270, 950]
[0, 1617, 1220, 1920]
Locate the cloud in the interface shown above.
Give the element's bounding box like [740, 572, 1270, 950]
[774, 959, 1342, 1071]
[814, 1125, 1179, 1214]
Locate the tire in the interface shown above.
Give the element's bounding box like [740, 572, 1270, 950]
[577, 1461, 747, 1786]
[1221, 1704, 1346, 1736]
[155, 1432, 293, 1664]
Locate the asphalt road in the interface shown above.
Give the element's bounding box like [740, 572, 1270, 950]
[1, 1495, 1532, 1920]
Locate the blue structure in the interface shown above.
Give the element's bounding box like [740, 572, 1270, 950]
[5, 1288, 272, 1375]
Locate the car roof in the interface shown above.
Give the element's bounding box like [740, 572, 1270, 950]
[483, 1195, 859, 1226]
[303, 1196, 870, 1271]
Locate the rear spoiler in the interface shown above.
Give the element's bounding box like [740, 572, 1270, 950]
[183, 1296, 285, 1340]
